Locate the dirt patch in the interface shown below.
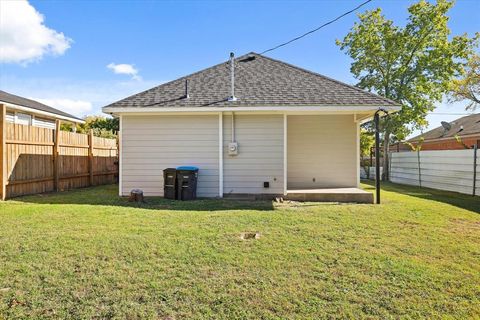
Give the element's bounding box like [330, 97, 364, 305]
[240, 232, 261, 240]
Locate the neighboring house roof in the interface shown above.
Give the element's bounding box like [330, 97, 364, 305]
[104, 52, 400, 110]
[409, 113, 480, 142]
[0, 90, 84, 122]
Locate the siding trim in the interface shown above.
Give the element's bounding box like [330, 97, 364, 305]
[218, 112, 223, 197]
[119, 115, 123, 196]
[283, 113, 287, 195]
[355, 117, 360, 187]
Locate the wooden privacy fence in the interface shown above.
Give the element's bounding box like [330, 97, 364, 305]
[390, 146, 479, 196]
[0, 107, 118, 199]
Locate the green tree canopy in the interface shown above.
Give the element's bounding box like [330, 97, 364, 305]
[448, 53, 480, 110]
[337, 0, 478, 178]
[61, 116, 119, 138]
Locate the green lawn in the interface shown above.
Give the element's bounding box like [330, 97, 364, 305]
[0, 183, 479, 319]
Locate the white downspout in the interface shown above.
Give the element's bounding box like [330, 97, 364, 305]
[219, 112, 223, 197]
[283, 113, 287, 196]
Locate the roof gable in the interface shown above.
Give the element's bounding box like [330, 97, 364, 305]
[104, 52, 399, 109]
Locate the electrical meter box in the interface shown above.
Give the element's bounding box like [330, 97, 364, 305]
[228, 142, 238, 156]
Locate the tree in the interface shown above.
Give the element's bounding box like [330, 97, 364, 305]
[360, 129, 375, 178]
[61, 116, 119, 138]
[337, 0, 478, 180]
[448, 53, 480, 110]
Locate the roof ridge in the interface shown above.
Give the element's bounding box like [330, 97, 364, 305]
[253, 53, 400, 106]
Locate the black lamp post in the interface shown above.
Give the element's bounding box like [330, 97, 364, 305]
[374, 108, 388, 204]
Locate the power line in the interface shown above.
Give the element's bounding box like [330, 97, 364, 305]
[260, 0, 373, 55]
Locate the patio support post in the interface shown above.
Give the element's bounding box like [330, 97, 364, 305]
[0, 104, 6, 200]
[374, 112, 381, 204]
[374, 108, 388, 204]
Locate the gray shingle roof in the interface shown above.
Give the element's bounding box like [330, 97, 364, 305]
[409, 113, 480, 142]
[104, 52, 399, 109]
[0, 90, 83, 121]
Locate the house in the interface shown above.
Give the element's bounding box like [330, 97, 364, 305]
[0, 90, 84, 128]
[407, 113, 480, 150]
[103, 52, 400, 202]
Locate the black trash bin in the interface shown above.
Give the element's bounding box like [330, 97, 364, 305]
[163, 168, 177, 199]
[176, 166, 199, 200]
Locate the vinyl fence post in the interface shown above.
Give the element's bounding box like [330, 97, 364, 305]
[417, 149, 422, 187]
[474, 140, 478, 196]
[53, 120, 61, 192]
[388, 151, 392, 182]
[0, 104, 6, 200]
[88, 130, 94, 186]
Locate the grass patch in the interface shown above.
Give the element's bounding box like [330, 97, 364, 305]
[0, 183, 479, 319]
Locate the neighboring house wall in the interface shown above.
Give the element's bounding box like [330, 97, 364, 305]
[5, 109, 56, 129]
[34, 116, 56, 129]
[121, 115, 219, 197]
[287, 115, 357, 189]
[411, 137, 479, 151]
[6, 112, 14, 123]
[223, 114, 284, 195]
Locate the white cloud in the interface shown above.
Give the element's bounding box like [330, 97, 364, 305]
[33, 98, 93, 118]
[0, 0, 72, 64]
[107, 63, 141, 80]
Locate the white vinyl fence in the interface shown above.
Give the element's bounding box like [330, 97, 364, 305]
[360, 167, 383, 180]
[390, 149, 479, 196]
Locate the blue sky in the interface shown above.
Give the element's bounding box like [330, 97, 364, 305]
[1, 0, 478, 137]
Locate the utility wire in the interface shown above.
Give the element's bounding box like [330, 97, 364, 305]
[260, 0, 373, 55]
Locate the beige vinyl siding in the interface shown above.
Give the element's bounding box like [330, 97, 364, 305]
[223, 114, 284, 194]
[122, 115, 219, 197]
[287, 115, 357, 189]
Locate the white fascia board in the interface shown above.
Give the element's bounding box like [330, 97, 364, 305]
[103, 105, 401, 115]
[1, 101, 85, 124]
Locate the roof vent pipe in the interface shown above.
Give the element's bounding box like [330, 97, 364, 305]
[227, 52, 238, 102]
[184, 79, 189, 99]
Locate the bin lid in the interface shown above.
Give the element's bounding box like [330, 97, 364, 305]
[176, 166, 199, 171]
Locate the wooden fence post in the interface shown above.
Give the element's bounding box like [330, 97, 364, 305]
[88, 129, 94, 186]
[0, 104, 6, 200]
[53, 120, 61, 192]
